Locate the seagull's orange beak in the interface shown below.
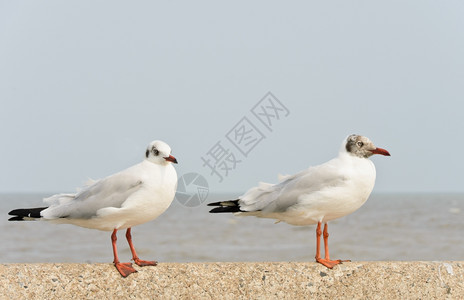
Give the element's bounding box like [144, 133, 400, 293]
[164, 155, 178, 164]
[370, 147, 391, 156]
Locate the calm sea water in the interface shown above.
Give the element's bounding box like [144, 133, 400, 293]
[1, 193, 463, 263]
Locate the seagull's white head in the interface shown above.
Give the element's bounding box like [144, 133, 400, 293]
[344, 134, 390, 158]
[145, 140, 178, 165]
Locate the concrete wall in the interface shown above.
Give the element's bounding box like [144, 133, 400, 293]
[1, 262, 463, 299]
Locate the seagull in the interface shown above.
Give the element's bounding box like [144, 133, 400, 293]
[8, 140, 178, 277]
[208, 134, 390, 269]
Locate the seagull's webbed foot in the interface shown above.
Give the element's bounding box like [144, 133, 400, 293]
[316, 258, 350, 269]
[125, 228, 158, 268]
[114, 262, 138, 277]
[133, 258, 158, 267]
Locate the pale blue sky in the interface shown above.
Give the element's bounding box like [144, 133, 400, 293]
[1, 1, 463, 194]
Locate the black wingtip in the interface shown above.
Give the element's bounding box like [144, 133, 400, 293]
[8, 207, 48, 221]
[208, 199, 242, 213]
[207, 199, 240, 206]
[209, 206, 242, 213]
[8, 216, 26, 221]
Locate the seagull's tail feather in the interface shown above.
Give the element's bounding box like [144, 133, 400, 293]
[208, 200, 242, 213]
[8, 207, 48, 221]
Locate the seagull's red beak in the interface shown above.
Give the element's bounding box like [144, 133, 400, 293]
[164, 155, 178, 164]
[370, 147, 391, 156]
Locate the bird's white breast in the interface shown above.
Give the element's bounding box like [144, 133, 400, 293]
[119, 161, 178, 228]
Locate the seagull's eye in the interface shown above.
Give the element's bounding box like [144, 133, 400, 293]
[357, 141, 364, 147]
[153, 149, 159, 156]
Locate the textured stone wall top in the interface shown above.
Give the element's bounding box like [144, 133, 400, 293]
[1, 262, 463, 299]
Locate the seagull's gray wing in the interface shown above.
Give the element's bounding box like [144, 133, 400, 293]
[239, 160, 348, 213]
[42, 171, 143, 219]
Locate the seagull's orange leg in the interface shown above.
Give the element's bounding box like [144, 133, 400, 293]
[315, 221, 323, 262]
[112, 229, 137, 277]
[315, 222, 350, 269]
[126, 228, 158, 267]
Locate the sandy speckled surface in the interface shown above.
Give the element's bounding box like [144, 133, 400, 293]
[1, 262, 463, 299]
